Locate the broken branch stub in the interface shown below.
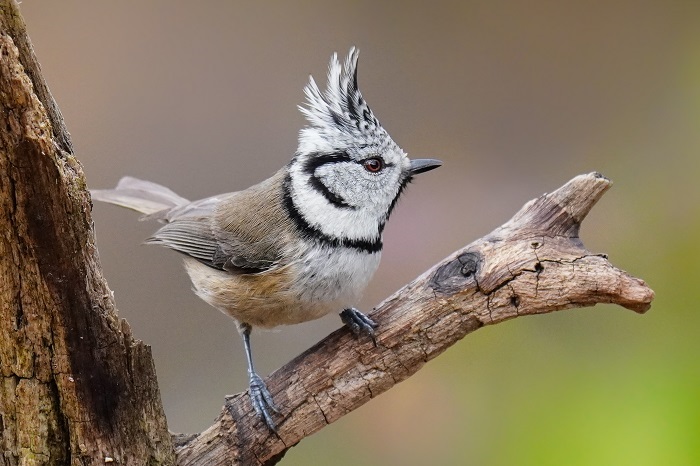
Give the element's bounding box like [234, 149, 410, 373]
[174, 171, 654, 466]
[441, 171, 654, 323]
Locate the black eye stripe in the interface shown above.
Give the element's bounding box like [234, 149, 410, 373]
[301, 151, 395, 173]
[302, 152, 352, 175]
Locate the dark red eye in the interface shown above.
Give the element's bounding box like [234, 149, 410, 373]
[362, 157, 384, 173]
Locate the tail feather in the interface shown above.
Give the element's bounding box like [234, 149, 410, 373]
[91, 176, 190, 216]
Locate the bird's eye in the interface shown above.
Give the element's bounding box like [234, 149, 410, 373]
[362, 157, 384, 173]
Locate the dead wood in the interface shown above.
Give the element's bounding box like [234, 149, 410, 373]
[0, 2, 174, 464]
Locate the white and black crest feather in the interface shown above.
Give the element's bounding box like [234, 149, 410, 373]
[297, 47, 399, 155]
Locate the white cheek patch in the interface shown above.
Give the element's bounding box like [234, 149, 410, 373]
[315, 163, 358, 202]
[291, 173, 382, 241]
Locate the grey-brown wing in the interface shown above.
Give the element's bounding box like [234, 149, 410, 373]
[146, 219, 220, 266]
[147, 213, 283, 274]
[147, 169, 292, 274]
[211, 169, 294, 273]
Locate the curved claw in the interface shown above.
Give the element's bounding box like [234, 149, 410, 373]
[249, 372, 279, 431]
[340, 307, 378, 345]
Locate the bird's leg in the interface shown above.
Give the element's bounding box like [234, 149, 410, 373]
[340, 307, 378, 345]
[234, 323, 279, 431]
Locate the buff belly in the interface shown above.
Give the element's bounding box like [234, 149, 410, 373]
[182, 247, 381, 328]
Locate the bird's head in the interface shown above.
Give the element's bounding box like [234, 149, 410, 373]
[286, 48, 441, 251]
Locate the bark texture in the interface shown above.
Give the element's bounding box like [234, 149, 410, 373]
[173, 172, 654, 465]
[0, 2, 654, 465]
[0, 2, 174, 464]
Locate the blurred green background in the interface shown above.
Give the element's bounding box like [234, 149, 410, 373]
[20, 1, 699, 464]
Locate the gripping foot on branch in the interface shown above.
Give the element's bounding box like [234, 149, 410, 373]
[249, 372, 279, 431]
[341, 307, 378, 345]
[225, 371, 279, 432]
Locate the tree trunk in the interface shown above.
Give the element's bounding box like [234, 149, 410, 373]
[0, 2, 654, 465]
[0, 1, 174, 464]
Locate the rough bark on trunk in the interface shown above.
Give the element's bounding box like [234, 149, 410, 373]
[0, 2, 654, 465]
[0, 2, 174, 464]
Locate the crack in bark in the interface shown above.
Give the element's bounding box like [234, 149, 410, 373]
[310, 394, 330, 426]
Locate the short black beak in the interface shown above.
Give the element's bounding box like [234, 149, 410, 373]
[409, 158, 442, 175]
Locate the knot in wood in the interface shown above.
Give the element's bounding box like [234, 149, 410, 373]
[430, 252, 480, 294]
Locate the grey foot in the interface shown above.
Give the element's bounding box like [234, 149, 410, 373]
[248, 372, 279, 431]
[340, 307, 378, 345]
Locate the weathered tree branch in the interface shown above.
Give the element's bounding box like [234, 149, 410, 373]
[1, 2, 653, 465]
[172, 170, 654, 465]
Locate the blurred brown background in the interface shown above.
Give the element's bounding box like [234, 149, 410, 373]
[20, 1, 699, 464]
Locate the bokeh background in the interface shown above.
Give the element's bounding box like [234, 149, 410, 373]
[20, 1, 699, 464]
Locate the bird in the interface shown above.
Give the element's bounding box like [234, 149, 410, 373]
[91, 47, 441, 431]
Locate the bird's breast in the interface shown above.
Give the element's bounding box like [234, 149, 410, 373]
[290, 245, 381, 306]
[182, 246, 380, 328]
